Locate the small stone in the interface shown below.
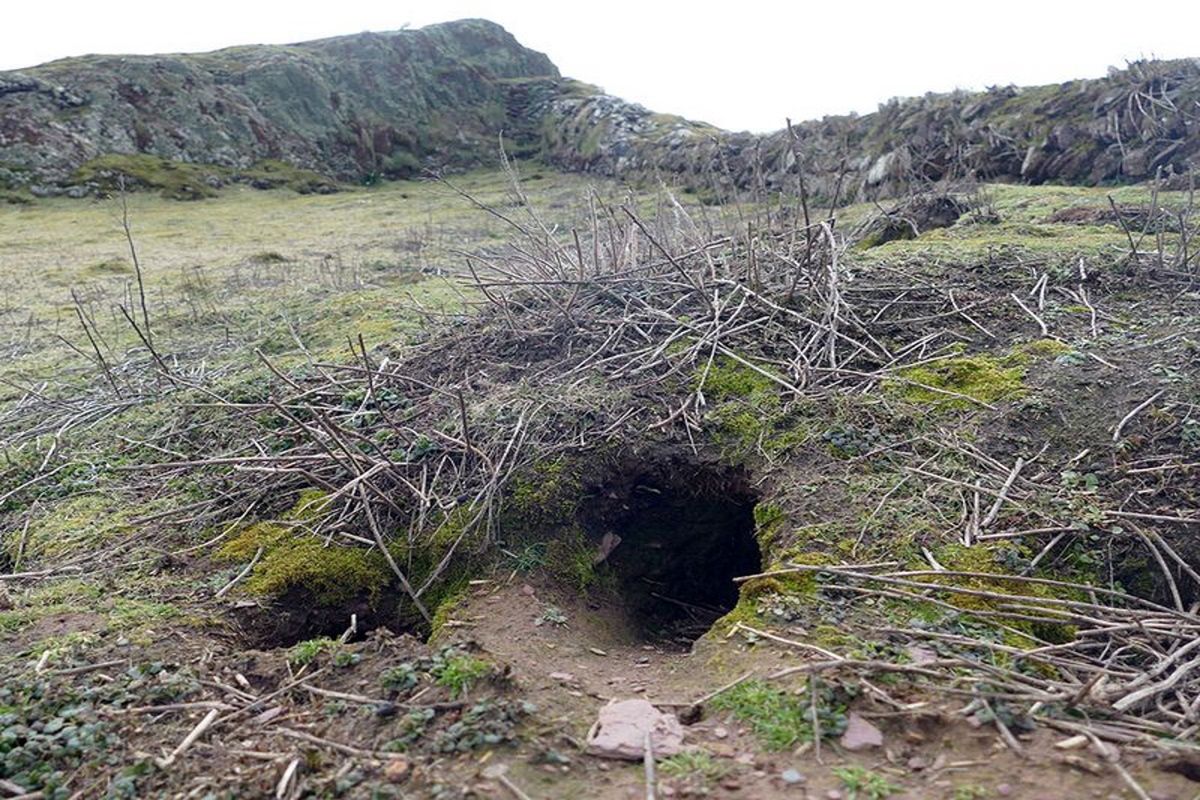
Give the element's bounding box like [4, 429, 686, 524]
[906, 756, 929, 771]
[585, 699, 684, 760]
[549, 671, 575, 683]
[521, 584, 536, 596]
[735, 753, 755, 766]
[996, 785, 1013, 797]
[384, 758, 411, 782]
[713, 726, 729, 739]
[719, 776, 742, 791]
[839, 712, 883, 751]
[589, 647, 608, 657]
[826, 791, 844, 800]
[781, 768, 805, 785]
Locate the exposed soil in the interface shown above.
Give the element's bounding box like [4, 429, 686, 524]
[433, 577, 1200, 799]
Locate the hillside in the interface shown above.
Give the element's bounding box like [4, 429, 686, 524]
[537, 58, 1200, 201]
[0, 19, 558, 190]
[1, 21, 1197, 201]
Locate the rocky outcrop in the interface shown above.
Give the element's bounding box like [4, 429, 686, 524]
[0, 20, 1196, 200]
[532, 59, 1200, 202]
[0, 19, 558, 190]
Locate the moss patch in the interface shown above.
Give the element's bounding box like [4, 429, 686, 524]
[220, 523, 391, 605]
[218, 490, 390, 605]
[889, 354, 1026, 408]
[72, 154, 338, 200]
[72, 154, 222, 200]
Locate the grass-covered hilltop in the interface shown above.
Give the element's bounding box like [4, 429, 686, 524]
[1, 19, 1200, 800]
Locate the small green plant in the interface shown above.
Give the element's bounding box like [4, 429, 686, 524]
[332, 650, 361, 668]
[505, 542, 548, 572]
[384, 708, 435, 751]
[288, 637, 336, 666]
[431, 699, 533, 752]
[381, 662, 420, 693]
[659, 750, 730, 784]
[1182, 419, 1200, 450]
[833, 765, 899, 800]
[431, 650, 490, 698]
[535, 606, 568, 627]
[710, 680, 847, 750]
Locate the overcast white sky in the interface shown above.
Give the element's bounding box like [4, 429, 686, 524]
[3, 1, 1198, 132]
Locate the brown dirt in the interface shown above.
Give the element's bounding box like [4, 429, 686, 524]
[429, 577, 1200, 800]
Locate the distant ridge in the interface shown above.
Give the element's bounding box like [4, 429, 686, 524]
[0, 20, 1196, 200]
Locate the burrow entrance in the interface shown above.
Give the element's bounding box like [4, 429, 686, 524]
[231, 457, 764, 651]
[231, 587, 410, 650]
[582, 458, 763, 647]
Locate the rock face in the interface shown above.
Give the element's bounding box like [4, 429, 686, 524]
[1, 20, 1197, 201]
[0, 19, 558, 187]
[533, 59, 1200, 203]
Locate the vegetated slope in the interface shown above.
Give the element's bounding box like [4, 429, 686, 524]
[2, 21, 1197, 200]
[535, 58, 1200, 202]
[0, 19, 558, 188]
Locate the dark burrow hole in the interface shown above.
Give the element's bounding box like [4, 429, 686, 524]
[232, 458, 763, 651]
[583, 459, 762, 648]
[231, 588, 412, 650]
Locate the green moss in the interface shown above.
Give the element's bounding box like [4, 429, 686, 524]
[430, 504, 487, 553]
[923, 542, 1079, 645]
[7, 495, 140, 564]
[766, 547, 840, 595]
[1013, 338, 1073, 359]
[537, 526, 603, 591]
[289, 488, 333, 522]
[72, 154, 220, 200]
[236, 160, 339, 194]
[700, 361, 811, 462]
[507, 458, 581, 521]
[218, 491, 392, 605]
[700, 357, 780, 400]
[432, 651, 490, 698]
[289, 637, 337, 666]
[72, 154, 338, 200]
[239, 533, 391, 605]
[753, 503, 786, 548]
[888, 354, 1026, 408]
[428, 582, 472, 638]
[813, 624, 854, 650]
